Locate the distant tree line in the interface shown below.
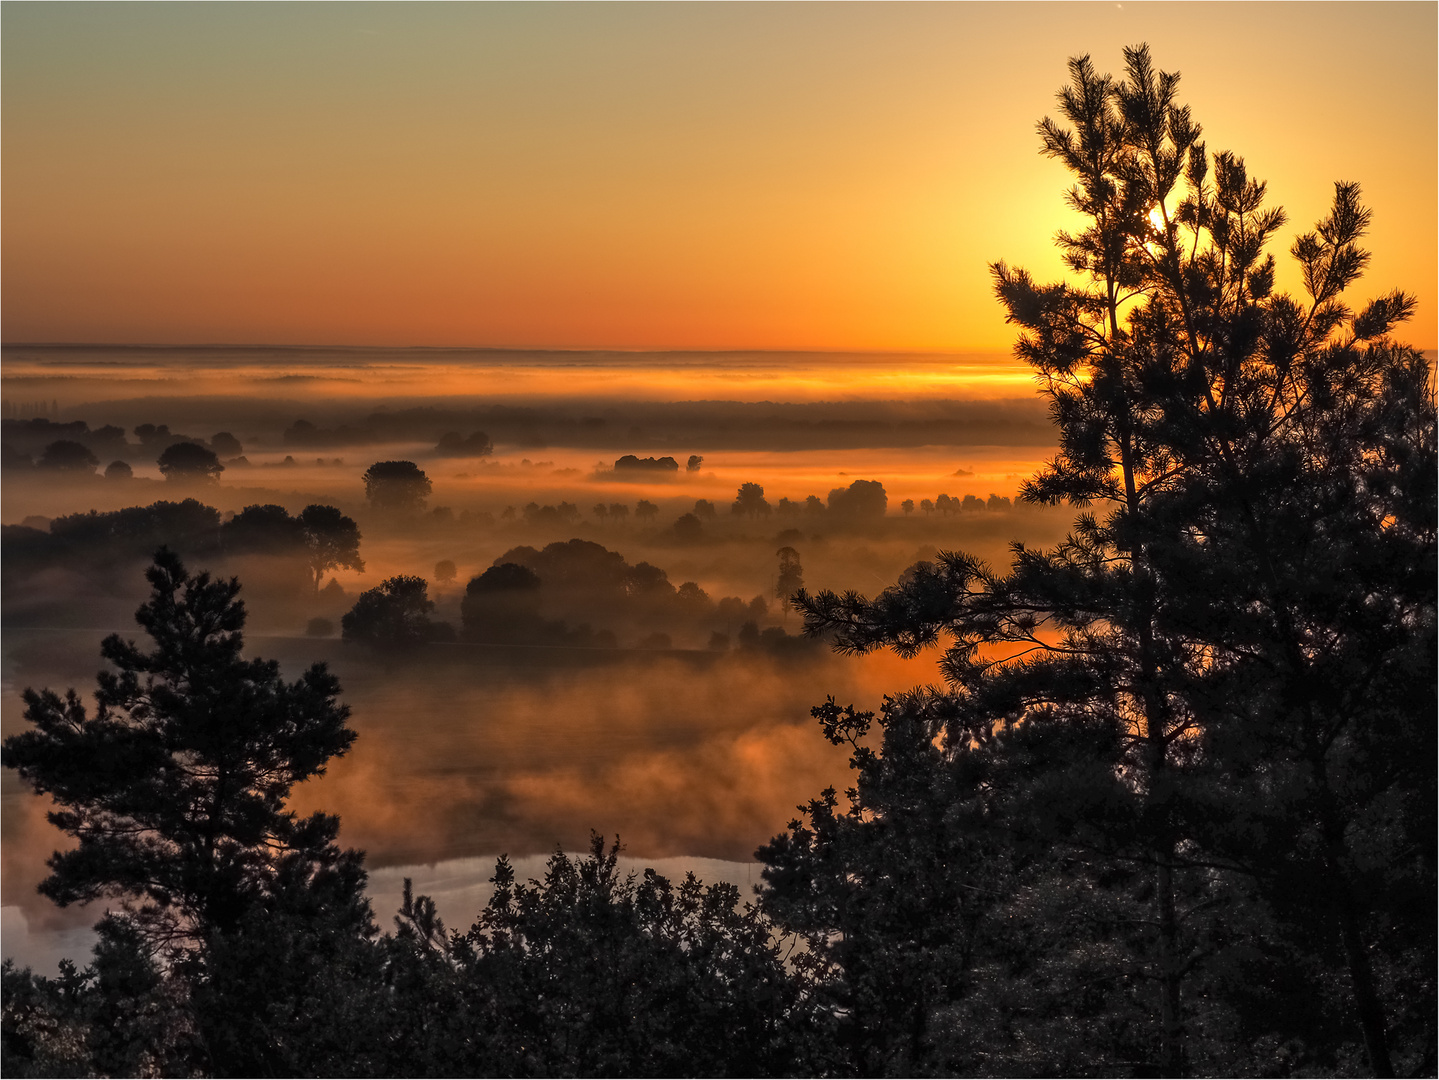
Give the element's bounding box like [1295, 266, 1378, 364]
[2, 499, 362, 593]
[1, 419, 247, 479]
[339, 538, 810, 654]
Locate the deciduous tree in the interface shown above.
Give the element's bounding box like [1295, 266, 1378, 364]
[298, 503, 365, 591]
[731, 482, 771, 518]
[361, 460, 431, 512]
[37, 440, 99, 473]
[341, 575, 445, 648]
[157, 442, 224, 483]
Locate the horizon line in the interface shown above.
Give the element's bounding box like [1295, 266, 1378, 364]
[0, 341, 1019, 356]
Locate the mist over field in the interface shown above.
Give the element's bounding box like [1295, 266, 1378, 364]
[2, 345, 1067, 967]
[3, 4, 1433, 1067]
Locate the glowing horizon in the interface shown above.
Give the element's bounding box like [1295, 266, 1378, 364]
[3, 3, 1435, 351]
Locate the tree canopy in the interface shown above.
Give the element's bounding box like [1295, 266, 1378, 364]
[361, 460, 431, 512]
[775, 43, 1435, 1077]
[2, 548, 363, 952]
[341, 575, 449, 648]
[37, 440, 100, 473]
[157, 442, 224, 482]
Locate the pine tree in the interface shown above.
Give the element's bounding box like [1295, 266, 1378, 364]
[781, 44, 1434, 1076]
[2, 548, 365, 954]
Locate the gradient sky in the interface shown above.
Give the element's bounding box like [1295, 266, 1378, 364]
[3, 2, 1435, 350]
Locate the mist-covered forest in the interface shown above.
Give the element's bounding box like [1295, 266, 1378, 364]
[3, 46, 1435, 1079]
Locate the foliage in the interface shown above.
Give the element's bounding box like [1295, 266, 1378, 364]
[342, 575, 449, 648]
[775, 546, 804, 602]
[825, 479, 887, 519]
[461, 562, 547, 644]
[224, 503, 306, 554]
[157, 441, 224, 482]
[298, 503, 365, 590]
[672, 512, 703, 542]
[434, 430, 493, 457]
[615, 454, 679, 472]
[773, 43, 1435, 1078]
[731, 482, 771, 518]
[361, 460, 432, 512]
[2, 548, 363, 953]
[49, 499, 222, 560]
[391, 835, 817, 1077]
[221, 502, 365, 591]
[2, 920, 201, 1077]
[36, 440, 99, 473]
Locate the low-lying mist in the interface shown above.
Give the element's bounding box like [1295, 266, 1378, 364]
[3, 345, 1070, 970]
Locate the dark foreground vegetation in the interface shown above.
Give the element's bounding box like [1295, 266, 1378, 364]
[3, 46, 1435, 1077]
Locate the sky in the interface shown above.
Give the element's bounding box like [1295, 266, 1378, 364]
[3, 2, 1435, 351]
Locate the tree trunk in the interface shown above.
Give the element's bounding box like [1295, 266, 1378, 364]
[1155, 851, 1184, 1076]
[1317, 784, 1394, 1078]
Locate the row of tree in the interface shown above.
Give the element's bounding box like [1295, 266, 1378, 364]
[2, 439, 231, 480]
[337, 539, 804, 652]
[899, 492, 1014, 514]
[3, 499, 363, 592]
[1, 417, 243, 460]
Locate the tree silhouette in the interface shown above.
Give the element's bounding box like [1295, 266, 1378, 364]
[731, 482, 771, 518]
[635, 499, 659, 522]
[1, 549, 362, 952]
[672, 512, 703, 542]
[219, 503, 363, 593]
[361, 460, 431, 512]
[378, 835, 812, 1076]
[224, 504, 305, 555]
[434, 559, 457, 584]
[781, 44, 1434, 1077]
[776, 546, 804, 616]
[461, 563, 544, 644]
[434, 430, 493, 458]
[104, 460, 133, 481]
[157, 442, 224, 483]
[341, 575, 443, 648]
[827, 479, 887, 519]
[298, 504, 364, 592]
[37, 440, 99, 473]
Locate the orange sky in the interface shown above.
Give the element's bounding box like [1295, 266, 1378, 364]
[3, 3, 1435, 351]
